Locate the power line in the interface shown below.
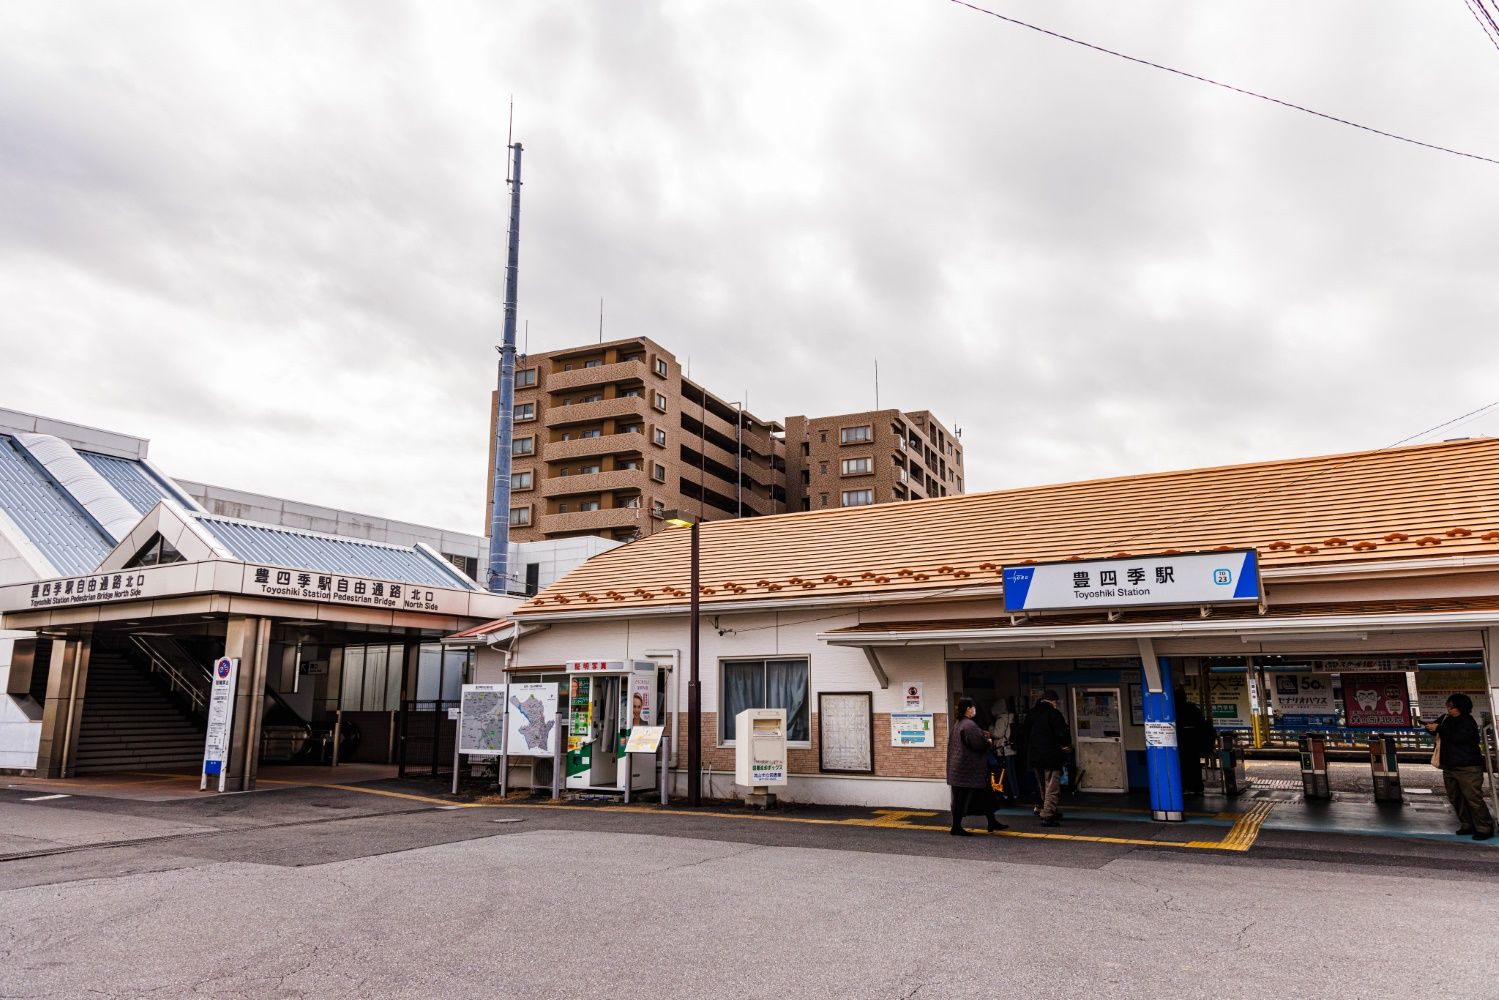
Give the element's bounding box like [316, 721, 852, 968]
[1105, 398, 1499, 553]
[949, 0, 1499, 168]
[1463, 0, 1499, 53]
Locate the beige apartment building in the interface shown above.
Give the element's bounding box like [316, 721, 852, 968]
[783, 409, 963, 512]
[488, 337, 788, 542]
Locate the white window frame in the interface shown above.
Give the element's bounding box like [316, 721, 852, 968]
[516, 367, 538, 388]
[840, 425, 872, 445]
[841, 457, 872, 475]
[511, 471, 533, 491]
[513, 402, 535, 422]
[512, 436, 535, 456]
[717, 657, 811, 747]
[842, 489, 874, 507]
[509, 506, 531, 526]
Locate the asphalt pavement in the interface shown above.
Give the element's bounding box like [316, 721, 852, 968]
[2, 779, 1497, 999]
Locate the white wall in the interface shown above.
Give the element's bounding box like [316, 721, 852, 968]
[509, 604, 955, 809]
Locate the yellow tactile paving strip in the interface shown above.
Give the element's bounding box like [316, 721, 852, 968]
[324, 783, 1275, 853]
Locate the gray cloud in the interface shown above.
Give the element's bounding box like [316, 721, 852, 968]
[1, 1, 1497, 535]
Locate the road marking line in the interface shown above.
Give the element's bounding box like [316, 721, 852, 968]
[324, 784, 488, 808]
[21, 794, 70, 802]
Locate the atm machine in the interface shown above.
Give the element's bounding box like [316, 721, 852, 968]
[564, 660, 661, 794]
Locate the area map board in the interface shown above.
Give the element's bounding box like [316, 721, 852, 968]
[459, 684, 507, 756]
[506, 682, 559, 757]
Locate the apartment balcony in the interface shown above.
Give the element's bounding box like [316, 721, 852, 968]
[543, 395, 650, 429]
[539, 506, 644, 536]
[545, 359, 649, 394]
[538, 468, 647, 499]
[686, 437, 776, 487]
[679, 397, 775, 457]
[541, 432, 648, 462]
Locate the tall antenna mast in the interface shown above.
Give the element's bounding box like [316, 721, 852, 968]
[874, 357, 880, 410]
[487, 103, 524, 593]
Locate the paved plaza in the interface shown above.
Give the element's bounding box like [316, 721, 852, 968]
[2, 775, 1498, 1000]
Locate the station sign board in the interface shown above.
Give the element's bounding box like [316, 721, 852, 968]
[1002, 550, 1260, 613]
[201, 657, 238, 792]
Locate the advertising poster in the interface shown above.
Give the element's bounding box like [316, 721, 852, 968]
[1342, 673, 1413, 728]
[629, 667, 655, 727]
[1207, 673, 1253, 729]
[1415, 669, 1491, 722]
[1270, 673, 1339, 726]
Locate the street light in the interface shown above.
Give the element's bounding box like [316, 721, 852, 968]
[654, 508, 702, 806]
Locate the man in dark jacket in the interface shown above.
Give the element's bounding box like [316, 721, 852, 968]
[1026, 690, 1072, 827]
[1427, 693, 1494, 841]
[1174, 689, 1213, 796]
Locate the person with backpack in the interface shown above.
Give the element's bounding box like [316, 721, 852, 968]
[1026, 690, 1072, 827]
[947, 697, 1007, 836]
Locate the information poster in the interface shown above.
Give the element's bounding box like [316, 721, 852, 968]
[505, 682, 559, 757]
[1074, 691, 1121, 738]
[890, 712, 935, 747]
[902, 682, 924, 711]
[1207, 673, 1254, 729]
[625, 725, 664, 754]
[1270, 673, 1339, 726]
[1415, 669, 1491, 722]
[1342, 673, 1413, 728]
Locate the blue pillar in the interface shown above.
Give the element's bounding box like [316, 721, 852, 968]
[1141, 657, 1185, 822]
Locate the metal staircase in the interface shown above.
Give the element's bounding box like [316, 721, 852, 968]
[75, 644, 206, 773]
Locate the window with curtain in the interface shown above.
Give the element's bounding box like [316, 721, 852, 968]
[720, 658, 809, 743]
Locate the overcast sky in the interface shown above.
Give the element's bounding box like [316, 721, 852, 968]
[3, 1, 1497, 534]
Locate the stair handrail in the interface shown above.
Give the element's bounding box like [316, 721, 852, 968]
[127, 635, 210, 717]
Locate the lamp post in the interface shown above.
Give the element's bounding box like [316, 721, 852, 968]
[656, 509, 702, 806]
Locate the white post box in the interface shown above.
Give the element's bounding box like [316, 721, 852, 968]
[734, 708, 788, 792]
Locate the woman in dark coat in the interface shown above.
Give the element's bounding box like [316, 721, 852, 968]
[947, 697, 1007, 836]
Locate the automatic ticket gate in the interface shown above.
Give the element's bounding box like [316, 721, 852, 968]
[1299, 733, 1331, 800]
[564, 660, 661, 794]
[1370, 735, 1403, 804]
[1218, 732, 1247, 797]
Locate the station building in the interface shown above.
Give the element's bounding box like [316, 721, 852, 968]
[0, 408, 615, 781]
[490, 438, 1499, 816]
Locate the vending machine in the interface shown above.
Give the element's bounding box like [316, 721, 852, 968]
[565, 660, 661, 793]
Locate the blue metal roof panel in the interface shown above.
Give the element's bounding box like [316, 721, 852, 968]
[0, 435, 113, 576]
[78, 451, 181, 515]
[195, 515, 477, 589]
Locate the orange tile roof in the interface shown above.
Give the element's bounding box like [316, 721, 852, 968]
[515, 438, 1499, 617]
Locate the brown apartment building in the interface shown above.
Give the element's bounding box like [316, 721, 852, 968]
[783, 409, 964, 512]
[487, 337, 788, 543]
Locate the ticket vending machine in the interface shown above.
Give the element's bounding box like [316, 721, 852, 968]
[565, 660, 660, 793]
